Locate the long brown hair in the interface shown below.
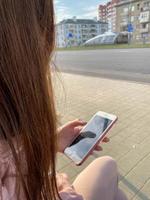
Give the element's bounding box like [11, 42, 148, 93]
[0, 0, 59, 199]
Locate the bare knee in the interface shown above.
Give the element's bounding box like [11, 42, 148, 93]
[93, 156, 118, 185]
[94, 156, 117, 169]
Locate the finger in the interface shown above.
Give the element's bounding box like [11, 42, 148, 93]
[102, 137, 110, 143]
[69, 119, 87, 127]
[90, 146, 103, 156]
[74, 126, 84, 135]
[94, 145, 103, 151]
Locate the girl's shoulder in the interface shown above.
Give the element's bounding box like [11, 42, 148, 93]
[0, 137, 25, 177]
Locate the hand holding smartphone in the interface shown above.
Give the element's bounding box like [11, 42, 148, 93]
[64, 111, 117, 165]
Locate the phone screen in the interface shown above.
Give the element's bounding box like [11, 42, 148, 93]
[65, 114, 113, 163]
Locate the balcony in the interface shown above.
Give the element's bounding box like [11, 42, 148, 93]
[90, 29, 97, 33]
[81, 25, 89, 29]
[139, 11, 150, 23]
[140, 25, 149, 33]
[90, 25, 96, 28]
[143, 6, 150, 11]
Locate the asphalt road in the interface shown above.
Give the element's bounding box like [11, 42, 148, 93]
[55, 48, 150, 83]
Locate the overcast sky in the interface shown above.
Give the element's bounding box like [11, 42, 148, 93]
[54, 0, 109, 22]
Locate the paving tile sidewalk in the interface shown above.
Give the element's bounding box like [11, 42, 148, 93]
[55, 73, 150, 200]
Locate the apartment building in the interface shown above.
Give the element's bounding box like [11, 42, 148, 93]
[98, 0, 119, 32]
[116, 0, 150, 43]
[56, 18, 108, 48]
[99, 5, 107, 22]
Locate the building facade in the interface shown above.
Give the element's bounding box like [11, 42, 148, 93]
[56, 18, 108, 48]
[116, 0, 150, 43]
[99, 5, 107, 22]
[98, 0, 119, 32]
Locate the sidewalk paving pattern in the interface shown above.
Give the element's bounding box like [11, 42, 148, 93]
[55, 73, 150, 200]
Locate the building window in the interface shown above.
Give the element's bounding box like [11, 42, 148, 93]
[142, 23, 148, 29]
[81, 24, 88, 28]
[137, 3, 140, 10]
[140, 11, 150, 23]
[123, 7, 128, 13]
[122, 25, 128, 32]
[143, 1, 150, 10]
[131, 6, 135, 11]
[144, 1, 150, 7]
[131, 16, 134, 22]
[90, 25, 96, 28]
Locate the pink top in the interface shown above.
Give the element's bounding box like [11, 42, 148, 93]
[0, 139, 83, 200]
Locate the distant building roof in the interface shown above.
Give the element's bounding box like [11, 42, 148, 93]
[116, 0, 139, 7]
[99, 5, 107, 9]
[57, 19, 108, 25]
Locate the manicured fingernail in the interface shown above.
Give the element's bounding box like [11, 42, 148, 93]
[79, 119, 86, 123]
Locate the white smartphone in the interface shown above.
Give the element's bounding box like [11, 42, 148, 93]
[64, 111, 117, 165]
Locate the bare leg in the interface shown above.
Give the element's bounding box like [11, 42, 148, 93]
[73, 156, 127, 200]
